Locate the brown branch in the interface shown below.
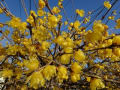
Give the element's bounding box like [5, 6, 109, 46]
[101, 0, 119, 20]
[86, 7, 105, 28]
[58, 21, 62, 36]
[0, 30, 13, 44]
[83, 73, 120, 84]
[76, 44, 120, 52]
[0, 2, 14, 18]
[44, 0, 54, 15]
[48, 48, 54, 57]
[0, 22, 7, 26]
[2, 0, 11, 12]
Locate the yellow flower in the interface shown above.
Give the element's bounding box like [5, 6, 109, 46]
[83, 17, 90, 24]
[21, 85, 28, 90]
[26, 71, 45, 89]
[64, 21, 68, 25]
[74, 49, 85, 62]
[115, 19, 120, 29]
[8, 17, 21, 28]
[71, 72, 80, 83]
[52, 7, 61, 14]
[17, 61, 23, 67]
[6, 45, 18, 55]
[42, 65, 56, 80]
[39, 0, 45, 9]
[64, 47, 73, 53]
[8, 17, 27, 32]
[14, 68, 22, 79]
[60, 54, 71, 64]
[90, 78, 105, 90]
[37, 9, 45, 16]
[58, 1, 63, 8]
[93, 20, 104, 32]
[71, 62, 82, 73]
[113, 10, 117, 15]
[65, 37, 74, 47]
[70, 22, 73, 27]
[113, 48, 120, 56]
[57, 66, 68, 83]
[41, 41, 50, 51]
[104, 1, 111, 9]
[57, 14, 62, 21]
[0, 8, 3, 14]
[108, 16, 115, 20]
[0, 23, 4, 28]
[23, 59, 39, 72]
[74, 40, 82, 45]
[113, 35, 120, 45]
[86, 77, 91, 82]
[30, 10, 37, 17]
[74, 20, 81, 30]
[76, 9, 79, 14]
[1, 69, 13, 79]
[48, 15, 58, 27]
[85, 30, 102, 43]
[76, 9, 85, 17]
[68, 26, 72, 30]
[54, 36, 65, 45]
[26, 15, 34, 26]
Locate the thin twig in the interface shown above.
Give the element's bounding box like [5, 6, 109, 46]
[0, 30, 13, 45]
[44, 0, 53, 15]
[0, 2, 14, 18]
[20, 0, 28, 17]
[2, 0, 10, 12]
[101, 0, 119, 20]
[83, 73, 120, 84]
[33, 0, 38, 10]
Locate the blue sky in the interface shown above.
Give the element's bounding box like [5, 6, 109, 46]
[1, 0, 119, 29]
[0, 0, 105, 21]
[0, 0, 120, 43]
[0, 0, 120, 64]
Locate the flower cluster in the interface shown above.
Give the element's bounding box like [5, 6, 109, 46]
[0, 0, 120, 89]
